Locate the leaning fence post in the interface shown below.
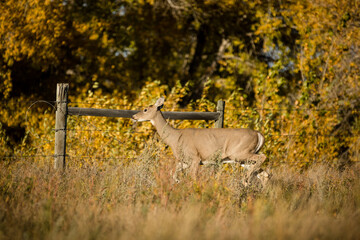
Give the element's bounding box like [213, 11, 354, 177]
[54, 83, 69, 170]
[215, 100, 225, 128]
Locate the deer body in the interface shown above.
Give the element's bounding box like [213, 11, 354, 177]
[133, 98, 268, 184]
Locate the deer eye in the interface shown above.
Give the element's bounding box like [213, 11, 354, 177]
[144, 108, 148, 113]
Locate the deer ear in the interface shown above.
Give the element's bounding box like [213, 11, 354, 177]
[154, 97, 165, 110]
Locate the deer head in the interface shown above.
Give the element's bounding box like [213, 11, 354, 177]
[132, 97, 165, 123]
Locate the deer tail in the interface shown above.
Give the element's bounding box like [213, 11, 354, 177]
[254, 132, 265, 153]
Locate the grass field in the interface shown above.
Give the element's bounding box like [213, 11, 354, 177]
[1, 151, 360, 240]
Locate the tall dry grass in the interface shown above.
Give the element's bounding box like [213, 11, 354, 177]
[1, 143, 360, 240]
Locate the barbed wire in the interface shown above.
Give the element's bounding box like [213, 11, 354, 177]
[67, 115, 125, 144]
[49, 127, 360, 137]
[58, 99, 360, 112]
[268, 134, 359, 137]
[4, 99, 356, 163]
[0, 154, 55, 159]
[20, 100, 360, 143]
[0, 154, 134, 160]
[25, 99, 359, 113]
[1, 154, 358, 164]
[69, 101, 139, 109]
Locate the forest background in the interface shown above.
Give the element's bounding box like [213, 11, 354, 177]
[0, 0, 360, 239]
[1, 0, 359, 166]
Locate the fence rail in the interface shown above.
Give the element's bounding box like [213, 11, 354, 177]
[54, 83, 226, 170]
[68, 107, 220, 120]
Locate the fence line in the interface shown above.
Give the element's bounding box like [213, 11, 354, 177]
[68, 102, 356, 113]
[2, 154, 358, 165]
[12, 86, 357, 169]
[67, 107, 221, 120]
[50, 127, 360, 137]
[27, 100, 358, 113]
[0, 155, 133, 161]
[53, 83, 227, 170]
[0, 155, 55, 159]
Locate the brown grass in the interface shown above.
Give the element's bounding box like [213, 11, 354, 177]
[1, 150, 360, 240]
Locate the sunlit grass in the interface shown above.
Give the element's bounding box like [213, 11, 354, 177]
[1, 151, 359, 240]
[1, 82, 359, 239]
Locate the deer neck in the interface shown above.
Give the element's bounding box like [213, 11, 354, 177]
[151, 111, 179, 146]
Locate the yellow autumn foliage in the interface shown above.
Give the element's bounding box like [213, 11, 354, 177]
[0, 0, 359, 170]
[1, 79, 358, 170]
[1, 1, 360, 239]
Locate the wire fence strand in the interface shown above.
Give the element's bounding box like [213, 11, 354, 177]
[65, 100, 360, 112]
[3, 99, 357, 163]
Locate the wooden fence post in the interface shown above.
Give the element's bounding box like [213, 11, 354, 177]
[215, 100, 225, 128]
[54, 83, 69, 170]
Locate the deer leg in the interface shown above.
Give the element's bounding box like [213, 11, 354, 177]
[172, 162, 189, 183]
[189, 158, 201, 181]
[256, 169, 270, 186]
[245, 154, 267, 185]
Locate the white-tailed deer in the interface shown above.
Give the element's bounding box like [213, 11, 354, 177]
[132, 97, 269, 186]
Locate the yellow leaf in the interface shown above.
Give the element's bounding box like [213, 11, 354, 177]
[89, 33, 99, 40]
